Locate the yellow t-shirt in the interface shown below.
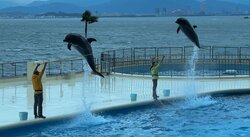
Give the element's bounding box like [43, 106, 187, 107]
[32, 68, 45, 94]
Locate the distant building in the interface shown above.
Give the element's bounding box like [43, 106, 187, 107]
[155, 8, 160, 16]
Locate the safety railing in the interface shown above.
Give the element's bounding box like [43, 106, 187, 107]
[2, 46, 250, 79]
[0, 57, 89, 78]
[100, 46, 250, 77]
[0, 62, 27, 78]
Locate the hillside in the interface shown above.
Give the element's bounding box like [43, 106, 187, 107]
[0, 0, 249, 16]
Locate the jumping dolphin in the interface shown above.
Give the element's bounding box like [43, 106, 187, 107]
[63, 33, 104, 78]
[175, 17, 200, 48]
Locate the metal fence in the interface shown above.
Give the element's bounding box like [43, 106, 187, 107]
[0, 58, 87, 78]
[100, 46, 250, 77]
[2, 46, 250, 79]
[0, 62, 27, 78]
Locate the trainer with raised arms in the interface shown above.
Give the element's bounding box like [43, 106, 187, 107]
[32, 62, 47, 119]
[150, 56, 165, 100]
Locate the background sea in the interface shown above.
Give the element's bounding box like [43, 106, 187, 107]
[0, 16, 250, 63]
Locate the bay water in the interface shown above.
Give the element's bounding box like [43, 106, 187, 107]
[0, 16, 250, 63]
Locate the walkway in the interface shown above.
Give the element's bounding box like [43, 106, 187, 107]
[1, 73, 250, 126]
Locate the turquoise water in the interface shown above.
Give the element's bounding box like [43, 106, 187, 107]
[0, 16, 250, 62]
[3, 95, 250, 137]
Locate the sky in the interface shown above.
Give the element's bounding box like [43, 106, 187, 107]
[2, 0, 250, 5]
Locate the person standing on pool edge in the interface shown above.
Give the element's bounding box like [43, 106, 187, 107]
[32, 62, 47, 119]
[150, 56, 165, 100]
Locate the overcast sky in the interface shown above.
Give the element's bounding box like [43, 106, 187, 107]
[4, 0, 250, 5]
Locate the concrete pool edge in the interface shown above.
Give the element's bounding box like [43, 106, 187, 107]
[92, 88, 250, 114]
[1, 88, 250, 133]
[0, 112, 82, 132]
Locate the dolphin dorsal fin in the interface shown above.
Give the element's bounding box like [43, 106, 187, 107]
[67, 43, 72, 50]
[193, 25, 197, 29]
[177, 27, 181, 34]
[87, 38, 97, 44]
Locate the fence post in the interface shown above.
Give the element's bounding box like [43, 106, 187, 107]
[71, 60, 73, 71]
[60, 61, 62, 75]
[249, 60, 250, 77]
[2, 64, 4, 77]
[48, 62, 51, 76]
[14, 63, 17, 76]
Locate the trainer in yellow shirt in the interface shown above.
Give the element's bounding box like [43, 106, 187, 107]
[32, 62, 47, 119]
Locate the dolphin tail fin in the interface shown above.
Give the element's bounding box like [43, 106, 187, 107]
[195, 41, 200, 48]
[177, 27, 181, 34]
[87, 38, 97, 44]
[93, 70, 105, 78]
[67, 43, 72, 50]
[199, 44, 210, 51]
[195, 44, 210, 51]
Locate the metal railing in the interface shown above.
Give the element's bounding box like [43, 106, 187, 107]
[2, 46, 250, 79]
[0, 62, 27, 78]
[0, 58, 88, 78]
[100, 46, 250, 77]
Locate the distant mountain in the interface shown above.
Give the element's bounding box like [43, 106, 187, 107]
[0, 1, 19, 9]
[219, 0, 250, 5]
[88, 0, 201, 14]
[27, 0, 111, 7]
[197, 0, 250, 5]
[27, 1, 52, 7]
[88, 0, 250, 14]
[0, 0, 249, 16]
[0, 2, 83, 14]
[201, 0, 250, 13]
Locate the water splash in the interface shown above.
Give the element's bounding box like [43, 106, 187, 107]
[67, 102, 111, 128]
[187, 47, 199, 78]
[82, 59, 91, 100]
[183, 47, 199, 96]
[180, 96, 217, 109]
[83, 59, 91, 73]
[181, 47, 217, 109]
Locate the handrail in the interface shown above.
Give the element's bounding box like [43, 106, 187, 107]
[2, 46, 250, 78]
[100, 46, 250, 77]
[0, 57, 88, 78]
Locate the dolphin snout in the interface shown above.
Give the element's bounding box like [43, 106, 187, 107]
[175, 20, 180, 24]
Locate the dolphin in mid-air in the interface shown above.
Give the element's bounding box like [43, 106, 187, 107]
[175, 17, 200, 48]
[63, 33, 104, 78]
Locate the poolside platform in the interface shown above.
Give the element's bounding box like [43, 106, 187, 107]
[1, 73, 250, 127]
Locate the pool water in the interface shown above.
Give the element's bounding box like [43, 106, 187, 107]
[5, 95, 250, 137]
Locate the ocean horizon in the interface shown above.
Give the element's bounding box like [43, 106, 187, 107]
[0, 16, 250, 63]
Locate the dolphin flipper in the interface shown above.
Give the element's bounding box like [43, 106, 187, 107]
[193, 25, 197, 29]
[177, 27, 181, 34]
[87, 38, 97, 44]
[67, 43, 72, 50]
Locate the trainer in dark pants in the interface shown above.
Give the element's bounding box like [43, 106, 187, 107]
[34, 92, 43, 117]
[32, 63, 47, 119]
[150, 56, 165, 100]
